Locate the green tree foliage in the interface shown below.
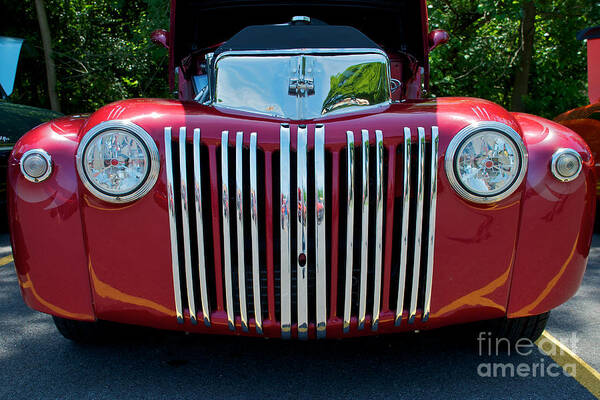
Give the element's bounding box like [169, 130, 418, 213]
[3, 0, 598, 118]
[428, 0, 600, 118]
[4, 0, 170, 114]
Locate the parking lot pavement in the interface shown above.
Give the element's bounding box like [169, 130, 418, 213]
[547, 234, 600, 373]
[0, 232, 597, 400]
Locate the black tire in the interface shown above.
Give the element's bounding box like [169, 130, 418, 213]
[483, 311, 550, 344]
[52, 316, 110, 344]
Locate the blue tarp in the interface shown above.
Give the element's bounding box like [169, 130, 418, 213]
[0, 37, 24, 97]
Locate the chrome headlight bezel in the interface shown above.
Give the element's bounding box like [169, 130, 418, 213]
[445, 121, 528, 204]
[76, 121, 160, 203]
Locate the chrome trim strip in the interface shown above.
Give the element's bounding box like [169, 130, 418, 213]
[343, 131, 355, 334]
[395, 127, 411, 326]
[358, 129, 369, 330]
[179, 127, 198, 325]
[164, 127, 184, 324]
[193, 128, 211, 327]
[221, 131, 235, 330]
[296, 125, 309, 340]
[315, 124, 327, 339]
[409, 127, 426, 324]
[249, 132, 263, 334]
[235, 131, 249, 332]
[423, 126, 439, 322]
[371, 130, 384, 331]
[214, 48, 391, 66]
[280, 124, 292, 339]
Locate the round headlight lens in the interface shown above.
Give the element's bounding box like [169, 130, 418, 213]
[83, 130, 149, 195]
[77, 121, 160, 203]
[445, 122, 527, 203]
[455, 131, 520, 196]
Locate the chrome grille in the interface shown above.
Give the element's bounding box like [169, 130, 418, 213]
[165, 124, 439, 338]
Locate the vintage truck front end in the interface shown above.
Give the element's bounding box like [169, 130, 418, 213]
[7, 5, 595, 342]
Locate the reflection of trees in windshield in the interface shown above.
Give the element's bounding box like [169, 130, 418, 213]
[321, 62, 388, 115]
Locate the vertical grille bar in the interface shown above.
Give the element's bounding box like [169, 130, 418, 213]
[343, 131, 355, 334]
[165, 127, 184, 324]
[221, 131, 235, 330]
[249, 132, 263, 334]
[358, 129, 370, 330]
[423, 126, 439, 322]
[395, 127, 412, 326]
[193, 128, 211, 327]
[408, 127, 426, 324]
[280, 124, 292, 339]
[179, 127, 198, 325]
[297, 125, 309, 340]
[371, 130, 384, 331]
[235, 131, 249, 332]
[314, 124, 327, 339]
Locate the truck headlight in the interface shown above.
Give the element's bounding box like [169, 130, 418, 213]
[76, 121, 160, 203]
[445, 122, 528, 204]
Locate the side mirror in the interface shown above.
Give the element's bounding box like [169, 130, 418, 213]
[428, 29, 449, 51]
[150, 29, 169, 49]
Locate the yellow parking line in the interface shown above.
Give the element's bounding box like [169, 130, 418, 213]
[0, 254, 13, 267]
[536, 330, 600, 398]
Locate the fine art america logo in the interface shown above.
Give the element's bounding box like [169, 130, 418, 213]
[476, 331, 577, 378]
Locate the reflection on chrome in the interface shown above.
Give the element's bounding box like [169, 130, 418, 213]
[343, 131, 355, 333]
[164, 127, 184, 324]
[297, 125, 309, 340]
[193, 128, 211, 327]
[409, 127, 426, 324]
[423, 127, 439, 322]
[179, 127, 198, 325]
[249, 132, 263, 334]
[321, 62, 388, 115]
[358, 129, 369, 330]
[395, 127, 411, 326]
[213, 51, 390, 120]
[221, 131, 235, 331]
[315, 124, 327, 339]
[280, 124, 292, 339]
[235, 131, 249, 332]
[371, 130, 384, 331]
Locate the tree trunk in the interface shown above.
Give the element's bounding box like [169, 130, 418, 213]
[34, 0, 60, 112]
[510, 0, 536, 112]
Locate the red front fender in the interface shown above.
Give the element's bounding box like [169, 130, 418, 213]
[8, 116, 95, 321]
[507, 113, 595, 318]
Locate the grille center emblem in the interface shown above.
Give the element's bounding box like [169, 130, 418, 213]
[289, 78, 315, 96]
